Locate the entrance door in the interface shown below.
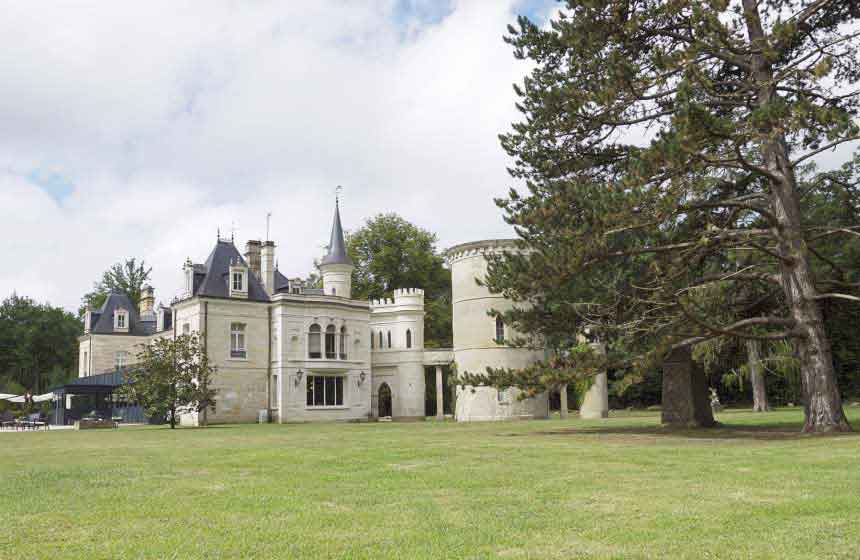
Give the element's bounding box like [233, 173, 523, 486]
[378, 383, 392, 418]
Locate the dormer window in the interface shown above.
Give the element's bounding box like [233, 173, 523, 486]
[114, 308, 129, 332]
[229, 260, 248, 299]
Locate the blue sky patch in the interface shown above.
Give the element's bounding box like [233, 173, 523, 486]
[27, 168, 75, 204]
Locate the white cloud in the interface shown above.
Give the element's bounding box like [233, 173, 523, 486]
[0, 0, 534, 310]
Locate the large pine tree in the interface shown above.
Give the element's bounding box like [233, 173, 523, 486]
[487, 0, 860, 431]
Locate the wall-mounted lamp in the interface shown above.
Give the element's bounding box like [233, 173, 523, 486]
[358, 371, 366, 386]
[294, 369, 304, 386]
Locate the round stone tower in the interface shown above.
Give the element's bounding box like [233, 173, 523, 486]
[446, 239, 549, 421]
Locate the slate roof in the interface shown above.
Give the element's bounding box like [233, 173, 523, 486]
[195, 240, 270, 302]
[319, 200, 353, 266]
[274, 269, 291, 293]
[89, 292, 155, 336]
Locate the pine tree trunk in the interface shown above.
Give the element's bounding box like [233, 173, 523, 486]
[743, 0, 850, 432]
[746, 340, 769, 412]
[170, 405, 176, 429]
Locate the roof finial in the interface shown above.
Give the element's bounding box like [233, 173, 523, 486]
[336, 185, 343, 207]
[217, 227, 221, 240]
[266, 212, 272, 242]
[231, 221, 235, 243]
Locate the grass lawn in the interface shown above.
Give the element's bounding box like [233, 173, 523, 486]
[2, 408, 859, 559]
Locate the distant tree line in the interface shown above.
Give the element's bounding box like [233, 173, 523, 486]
[0, 294, 82, 396]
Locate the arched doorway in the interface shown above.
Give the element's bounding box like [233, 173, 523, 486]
[378, 383, 393, 418]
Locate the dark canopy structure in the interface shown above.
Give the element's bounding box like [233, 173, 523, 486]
[50, 370, 149, 425]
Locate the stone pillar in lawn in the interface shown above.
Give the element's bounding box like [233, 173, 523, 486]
[579, 343, 608, 419]
[580, 373, 609, 419]
[559, 384, 569, 419]
[661, 346, 716, 428]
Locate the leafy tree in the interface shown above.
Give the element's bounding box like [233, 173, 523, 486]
[79, 258, 152, 317]
[346, 213, 453, 347]
[0, 294, 81, 394]
[475, 0, 860, 431]
[117, 333, 217, 429]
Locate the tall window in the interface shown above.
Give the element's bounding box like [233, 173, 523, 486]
[116, 311, 127, 329]
[115, 351, 128, 371]
[378, 331, 383, 349]
[182, 323, 190, 335]
[371, 331, 374, 349]
[387, 331, 392, 349]
[230, 323, 247, 358]
[495, 316, 505, 344]
[232, 271, 244, 292]
[339, 326, 348, 359]
[82, 352, 88, 375]
[306, 375, 344, 407]
[406, 329, 412, 349]
[325, 325, 337, 359]
[308, 324, 321, 358]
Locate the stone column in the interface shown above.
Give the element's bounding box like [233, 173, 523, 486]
[661, 346, 716, 428]
[580, 372, 609, 419]
[435, 366, 444, 420]
[559, 385, 569, 419]
[580, 343, 609, 419]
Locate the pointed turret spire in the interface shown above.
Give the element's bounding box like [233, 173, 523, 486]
[320, 194, 353, 266]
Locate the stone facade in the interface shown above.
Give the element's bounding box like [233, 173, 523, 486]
[77, 207, 594, 425]
[78, 334, 151, 377]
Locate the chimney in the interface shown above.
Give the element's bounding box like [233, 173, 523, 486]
[261, 241, 276, 295]
[244, 240, 262, 279]
[140, 285, 155, 314]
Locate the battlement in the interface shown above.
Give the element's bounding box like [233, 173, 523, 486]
[445, 239, 522, 265]
[370, 288, 424, 310]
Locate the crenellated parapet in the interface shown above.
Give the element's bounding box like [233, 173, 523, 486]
[444, 239, 522, 266]
[369, 288, 425, 311]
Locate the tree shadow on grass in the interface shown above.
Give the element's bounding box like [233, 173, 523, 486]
[504, 419, 860, 442]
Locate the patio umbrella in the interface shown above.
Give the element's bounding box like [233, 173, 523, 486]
[32, 393, 54, 403]
[0, 393, 17, 400]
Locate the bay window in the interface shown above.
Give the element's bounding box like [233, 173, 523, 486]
[306, 375, 344, 407]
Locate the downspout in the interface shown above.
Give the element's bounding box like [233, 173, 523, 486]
[202, 300, 208, 426]
[267, 305, 273, 423]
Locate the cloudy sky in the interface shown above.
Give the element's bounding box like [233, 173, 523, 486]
[0, 0, 558, 311]
[1, 1, 855, 313]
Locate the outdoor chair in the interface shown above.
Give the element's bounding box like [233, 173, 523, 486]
[0, 411, 14, 431]
[28, 412, 48, 431]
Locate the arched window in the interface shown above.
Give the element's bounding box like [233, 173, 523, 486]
[339, 326, 348, 359]
[387, 330, 392, 349]
[379, 331, 383, 349]
[325, 325, 337, 359]
[406, 329, 412, 349]
[308, 324, 321, 359]
[495, 316, 505, 344]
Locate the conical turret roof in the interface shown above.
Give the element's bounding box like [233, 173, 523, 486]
[320, 198, 353, 266]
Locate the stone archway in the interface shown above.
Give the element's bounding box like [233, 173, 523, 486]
[378, 382, 392, 418]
